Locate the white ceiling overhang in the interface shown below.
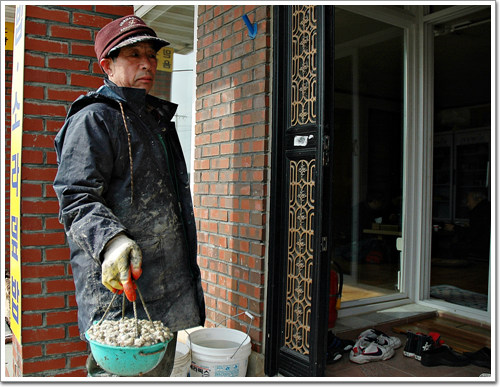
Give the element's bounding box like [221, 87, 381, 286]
[134, 5, 195, 55]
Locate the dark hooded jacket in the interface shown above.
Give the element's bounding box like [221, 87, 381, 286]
[54, 80, 205, 338]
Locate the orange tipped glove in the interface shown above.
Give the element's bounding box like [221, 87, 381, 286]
[101, 233, 142, 302]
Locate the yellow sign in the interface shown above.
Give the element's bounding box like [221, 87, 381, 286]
[10, 5, 25, 343]
[156, 46, 174, 72]
[5, 22, 14, 50]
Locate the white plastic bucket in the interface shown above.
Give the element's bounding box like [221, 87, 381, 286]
[187, 328, 251, 377]
[171, 341, 191, 377]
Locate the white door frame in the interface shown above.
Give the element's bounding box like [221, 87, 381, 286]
[337, 5, 492, 324]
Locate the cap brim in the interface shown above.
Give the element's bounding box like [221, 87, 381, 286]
[109, 35, 170, 54]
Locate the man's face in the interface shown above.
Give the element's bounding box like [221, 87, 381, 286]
[101, 42, 157, 94]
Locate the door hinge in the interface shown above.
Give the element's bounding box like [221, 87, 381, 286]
[321, 236, 328, 252]
[323, 135, 330, 166]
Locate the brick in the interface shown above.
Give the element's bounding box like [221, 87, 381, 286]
[70, 73, 104, 89]
[48, 89, 86, 102]
[45, 183, 58, 198]
[209, 209, 228, 222]
[95, 5, 134, 16]
[24, 68, 67, 85]
[92, 62, 104, 74]
[21, 344, 43, 359]
[22, 165, 58, 179]
[23, 117, 44, 131]
[22, 357, 66, 374]
[72, 12, 112, 28]
[50, 25, 92, 41]
[46, 279, 76, 293]
[21, 248, 42, 262]
[242, 50, 267, 69]
[47, 119, 66, 132]
[45, 218, 65, 231]
[22, 150, 44, 165]
[68, 323, 80, 337]
[25, 37, 68, 55]
[46, 341, 87, 355]
[48, 57, 90, 72]
[26, 6, 70, 23]
[57, 368, 87, 377]
[23, 325, 67, 342]
[24, 102, 68, 117]
[45, 247, 70, 261]
[22, 263, 65, 278]
[21, 200, 60, 215]
[22, 282, 43, 296]
[71, 42, 97, 57]
[25, 20, 47, 35]
[24, 231, 66, 249]
[69, 354, 89, 369]
[24, 52, 45, 71]
[46, 310, 78, 325]
[22, 134, 58, 149]
[20, 216, 43, 230]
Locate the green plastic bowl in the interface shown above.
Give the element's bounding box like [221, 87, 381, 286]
[85, 331, 172, 376]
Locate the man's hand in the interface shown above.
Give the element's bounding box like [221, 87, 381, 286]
[102, 233, 142, 301]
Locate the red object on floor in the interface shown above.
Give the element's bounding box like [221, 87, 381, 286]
[329, 269, 340, 328]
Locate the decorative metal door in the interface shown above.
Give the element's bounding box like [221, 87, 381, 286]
[266, 5, 334, 377]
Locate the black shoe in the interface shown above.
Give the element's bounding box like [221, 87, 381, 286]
[403, 331, 418, 358]
[464, 347, 491, 369]
[327, 332, 354, 364]
[421, 345, 471, 367]
[415, 334, 436, 361]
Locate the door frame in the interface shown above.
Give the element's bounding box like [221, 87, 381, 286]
[334, 5, 418, 317]
[265, 5, 334, 377]
[415, 4, 493, 323]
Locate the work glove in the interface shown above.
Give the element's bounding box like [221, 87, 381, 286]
[101, 233, 142, 302]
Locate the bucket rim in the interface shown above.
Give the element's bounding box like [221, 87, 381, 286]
[186, 327, 251, 356]
[84, 331, 171, 351]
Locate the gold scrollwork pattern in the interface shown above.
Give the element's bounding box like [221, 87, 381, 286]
[291, 5, 317, 126]
[285, 159, 316, 355]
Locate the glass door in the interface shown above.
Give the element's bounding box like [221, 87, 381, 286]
[430, 8, 491, 312]
[331, 8, 405, 305]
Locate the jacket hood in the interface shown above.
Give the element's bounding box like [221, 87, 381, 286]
[66, 79, 177, 121]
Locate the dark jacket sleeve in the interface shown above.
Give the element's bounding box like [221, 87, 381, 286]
[53, 106, 127, 263]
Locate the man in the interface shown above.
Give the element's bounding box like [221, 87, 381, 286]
[53, 15, 205, 376]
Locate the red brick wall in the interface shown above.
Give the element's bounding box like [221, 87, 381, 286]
[150, 69, 172, 100]
[6, 5, 133, 376]
[194, 5, 271, 353]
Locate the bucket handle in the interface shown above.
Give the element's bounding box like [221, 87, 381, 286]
[216, 311, 254, 359]
[139, 347, 166, 356]
[185, 311, 255, 361]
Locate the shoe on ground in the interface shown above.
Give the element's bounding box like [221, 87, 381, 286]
[464, 347, 491, 369]
[421, 345, 471, 367]
[349, 340, 395, 364]
[326, 332, 355, 364]
[414, 333, 437, 361]
[328, 331, 355, 352]
[403, 331, 418, 358]
[357, 328, 401, 349]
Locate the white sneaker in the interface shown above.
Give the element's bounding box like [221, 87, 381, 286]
[358, 328, 401, 349]
[349, 340, 395, 364]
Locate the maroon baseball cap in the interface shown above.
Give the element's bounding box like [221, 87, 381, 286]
[95, 15, 169, 62]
